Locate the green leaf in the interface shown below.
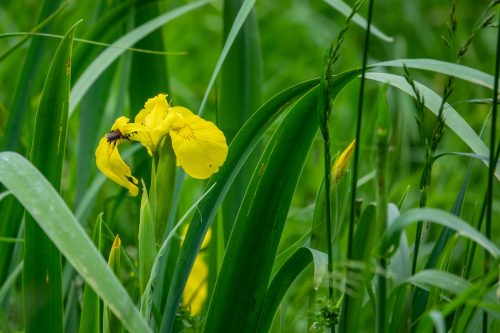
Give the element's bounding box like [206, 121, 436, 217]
[400, 270, 500, 319]
[79, 215, 104, 333]
[140, 183, 216, 320]
[322, 0, 394, 42]
[256, 247, 328, 333]
[0, 152, 151, 333]
[138, 185, 157, 295]
[198, 0, 256, 114]
[23, 21, 79, 333]
[160, 79, 319, 333]
[365, 72, 500, 179]
[69, 0, 209, 116]
[204, 86, 319, 333]
[373, 58, 497, 90]
[379, 208, 500, 258]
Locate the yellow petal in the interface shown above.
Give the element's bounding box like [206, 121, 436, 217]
[135, 93, 170, 129]
[182, 256, 208, 315]
[170, 114, 228, 179]
[95, 137, 139, 196]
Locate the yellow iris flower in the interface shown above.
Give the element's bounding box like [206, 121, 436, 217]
[95, 94, 228, 196]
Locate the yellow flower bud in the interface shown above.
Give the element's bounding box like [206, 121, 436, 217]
[331, 139, 356, 184]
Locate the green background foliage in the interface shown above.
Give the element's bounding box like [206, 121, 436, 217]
[0, 0, 498, 332]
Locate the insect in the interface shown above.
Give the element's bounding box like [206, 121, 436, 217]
[106, 129, 135, 147]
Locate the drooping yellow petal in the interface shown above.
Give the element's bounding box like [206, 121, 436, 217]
[170, 110, 228, 179]
[95, 137, 139, 196]
[182, 256, 208, 315]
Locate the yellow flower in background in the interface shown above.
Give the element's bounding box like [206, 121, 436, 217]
[331, 139, 356, 184]
[181, 227, 212, 315]
[183, 256, 208, 315]
[95, 94, 228, 195]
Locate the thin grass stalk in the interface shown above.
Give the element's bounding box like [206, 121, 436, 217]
[375, 89, 389, 333]
[318, 0, 363, 316]
[463, 144, 500, 280]
[343, 0, 374, 328]
[319, 48, 335, 299]
[483, 9, 500, 333]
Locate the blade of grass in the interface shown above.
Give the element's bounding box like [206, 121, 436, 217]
[344, 0, 375, 330]
[365, 72, 500, 179]
[0, 152, 151, 333]
[483, 9, 500, 332]
[160, 79, 320, 332]
[23, 22, 78, 333]
[373, 59, 497, 90]
[203, 86, 319, 333]
[378, 208, 500, 259]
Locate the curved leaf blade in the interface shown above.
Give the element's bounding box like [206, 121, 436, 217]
[257, 247, 327, 333]
[160, 79, 319, 333]
[0, 152, 151, 333]
[379, 208, 500, 258]
[203, 87, 319, 333]
[365, 72, 499, 179]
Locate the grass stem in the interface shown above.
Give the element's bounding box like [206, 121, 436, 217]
[483, 9, 500, 333]
[343, 0, 375, 328]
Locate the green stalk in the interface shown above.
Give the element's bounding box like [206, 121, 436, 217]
[343, 0, 374, 328]
[319, 47, 335, 299]
[23, 23, 77, 333]
[318, 0, 363, 306]
[375, 87, 390, 333]
[483, 9, 500, 333]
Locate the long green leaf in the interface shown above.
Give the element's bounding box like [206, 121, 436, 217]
[0, 152, 151, 333]
[204, 86, 319, 332]
[365, 72, 500, 179]
[379, 208, 500, 258]
[69, 0, 209, 116]
[373, 58, 496, 90]
[23, 22, 78, 333]
[256, 247, 328, 333]
[160, 79, 319, 332]
[400, 270, 500, 319]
